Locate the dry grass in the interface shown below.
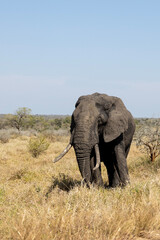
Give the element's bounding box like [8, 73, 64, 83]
[0, 136, 160, 240]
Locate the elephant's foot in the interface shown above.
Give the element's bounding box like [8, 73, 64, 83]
[120, 179, 130, 188]
[108, 183, 120, 188]
[81, 178, 104, 188]
[92, 172, 104, 187]
[108, 177, 120, 188]
[93, 178, 104, 187]
[109, 179, 130, 188]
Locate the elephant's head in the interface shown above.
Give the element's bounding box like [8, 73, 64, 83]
[53, 93, 129, 184]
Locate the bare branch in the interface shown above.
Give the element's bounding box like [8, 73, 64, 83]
[135, 119, 160, 161]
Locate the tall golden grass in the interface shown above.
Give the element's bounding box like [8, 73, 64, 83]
[0, 136, 160, 240]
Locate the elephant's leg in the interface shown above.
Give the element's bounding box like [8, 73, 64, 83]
[114, 142, 130, 186]
[125, 140, 132, 158]
[90, 156, 103, 186]
[103, 156, 120, 187]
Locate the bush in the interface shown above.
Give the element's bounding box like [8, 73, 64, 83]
[0, 129, 11, 143]
[28, 136, 50, 157]
[54, 119, 63, 130]
[135, 120, 160, 162]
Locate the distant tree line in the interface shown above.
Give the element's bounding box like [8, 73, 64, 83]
[0, 107, 71, 133]
[0, 107, 160, 162]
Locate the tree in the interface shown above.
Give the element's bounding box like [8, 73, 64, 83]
[136, 119, 160, 162]
[62, 116, 71, 129]
[54, 118, 63, 130]
[32, 116, 50, 132]
[8, 107, 32, 132]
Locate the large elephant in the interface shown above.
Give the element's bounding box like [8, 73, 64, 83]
[53, 93, 135, 188]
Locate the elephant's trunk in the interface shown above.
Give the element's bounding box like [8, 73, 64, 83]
[72, 122, 100, 183]
[74, 144, 92, 184]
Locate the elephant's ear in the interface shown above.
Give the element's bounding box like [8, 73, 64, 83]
[103, 97, 128, 143]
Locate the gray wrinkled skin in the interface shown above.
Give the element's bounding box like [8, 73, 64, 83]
[70, 93, 135, 187]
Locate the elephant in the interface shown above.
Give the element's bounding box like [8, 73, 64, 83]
[53, 93, 135, 188]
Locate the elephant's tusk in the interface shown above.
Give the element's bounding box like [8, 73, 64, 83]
[93, 144, 101, 170]
[53, 144, 72, 163]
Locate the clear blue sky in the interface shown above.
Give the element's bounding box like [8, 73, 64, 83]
[1, 1, 160, 117]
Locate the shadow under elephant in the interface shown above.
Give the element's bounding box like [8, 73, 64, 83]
[45, 173, 81, 198]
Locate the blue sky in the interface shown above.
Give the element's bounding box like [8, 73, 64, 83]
[0, 1, 160, 117]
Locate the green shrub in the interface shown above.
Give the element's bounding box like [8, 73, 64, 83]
[28, 136, 50, 157]
[54, 118, 63, 130]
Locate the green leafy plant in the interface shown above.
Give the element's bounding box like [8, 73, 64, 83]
[28, 136, 50, 157]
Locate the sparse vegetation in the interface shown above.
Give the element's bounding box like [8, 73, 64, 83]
[0, 112, 160, 239]
[0, 134, 160, 239]
[0, 110, 71, 135]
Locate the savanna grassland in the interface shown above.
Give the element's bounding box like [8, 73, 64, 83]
[0, 134, 160, 240]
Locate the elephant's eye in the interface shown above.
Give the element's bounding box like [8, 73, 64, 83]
[98, 116, 103, 125]
[98, 114, 107, 125]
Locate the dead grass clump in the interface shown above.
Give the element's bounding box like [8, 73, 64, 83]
[42, 129, 69, 142]
[0, 129, 11, 143]
[2, 183, 160, 240]
[8, 168, 27, 180]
